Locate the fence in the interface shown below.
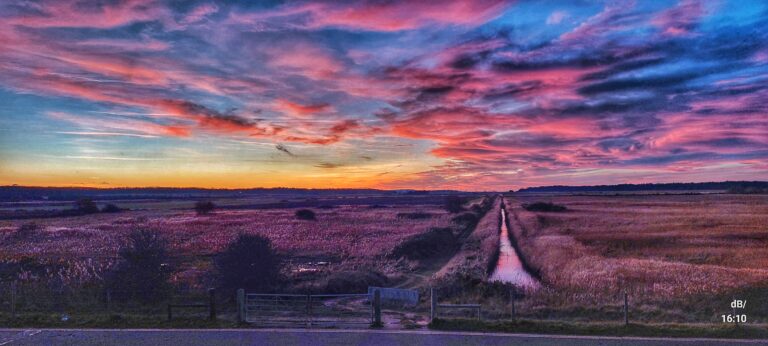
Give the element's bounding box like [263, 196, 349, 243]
[237, 290, 380, 327]
[424, 283, 768, 327]
[0, 280, 234, 321]
[167, 288, 216, 321]
[0, 281, 761, 327]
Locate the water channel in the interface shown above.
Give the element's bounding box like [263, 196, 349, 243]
[489, 207, 538, 288]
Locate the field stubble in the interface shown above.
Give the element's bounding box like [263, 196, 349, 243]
[503, 194, 768, 323]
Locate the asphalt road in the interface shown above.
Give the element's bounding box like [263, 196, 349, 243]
[1, 329, 767, 346]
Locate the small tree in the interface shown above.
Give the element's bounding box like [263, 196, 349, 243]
[106, 229, 171, 303]
[215, 234, 280, 292]
[444, 196, 467, 213]
[195, 201, 216, 215]
[75, 198, 100, 214]
[295, 209, 316, 220]
[101, 203, 122, 213]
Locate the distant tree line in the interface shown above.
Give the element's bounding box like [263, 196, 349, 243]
[515, 181, 768, 193]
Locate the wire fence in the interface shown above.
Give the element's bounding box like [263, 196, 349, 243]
[0, 280, 237, 320]
[0, 280, 762, 327]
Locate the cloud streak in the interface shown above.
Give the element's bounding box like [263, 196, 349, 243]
[0, 0, 766, 189]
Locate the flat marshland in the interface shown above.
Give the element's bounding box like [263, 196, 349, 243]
[504, 193, 768, 322]
[0, 204, 456, 289]
[1, 189, 767, 332]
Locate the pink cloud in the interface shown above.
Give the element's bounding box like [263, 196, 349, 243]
[265, 41, 343, 80]
[651, 0, 706, 37]
[250, 0, 510, 32]
[274, 99, 333, 117]
[48, 111, 191, 138]
[546, 11, 569, 25]
[182, 3, 219, 24]
[8, 0, 170, 29]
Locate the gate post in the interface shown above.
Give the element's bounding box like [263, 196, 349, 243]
[373, 290, 382, 326]
[208, 288, 216, 321]
[430, 287, 437, 321]
[623, 290, 629, 326]
[10, 281, 17, 318]
[106, 289, 112, 312]
[236, 289, 245, 323]
[306, 294, 312, 328]
[510, 287, 516, 319]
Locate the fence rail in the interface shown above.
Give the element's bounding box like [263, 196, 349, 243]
[1, 281, 758, 326]
[238, 290, 377, 327]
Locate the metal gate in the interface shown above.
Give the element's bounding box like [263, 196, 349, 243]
[239, 291, 373, 327]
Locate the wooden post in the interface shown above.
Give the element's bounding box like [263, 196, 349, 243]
[306, 294, 312, 328]
[373, 289, 382, 326]
[236, 289, 245, 323]
[10, 281, 17, 318]
[167, 304, 172, 321]
[623, 290, 629, 326]
[208, 288, 216, 321]
[430, 287, 437, 321]
[105, 289, 112, 311]
[510, 287, 516, 319]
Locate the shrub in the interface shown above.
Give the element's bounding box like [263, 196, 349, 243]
[15, 222, 39, 239]
[451, 212, 479, 226]
[397, 212, 433, 219]
[106, 229, 171, 303]
[324, 270, 388, 294]
[101, 204, 122, 213]
[0, 257, 45, 281]
[445, 196, 467, 213]
[295, 209, 316, 220]
[75, 198, 100, 214]
[388, 227, 456, 260]
[522, 202, 567, 212]
[728, 186, 767, 194]
[215, 234, 281, 292]
[195, 201, 215, 215]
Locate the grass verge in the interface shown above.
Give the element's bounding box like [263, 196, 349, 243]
[429, 318, 768, 339]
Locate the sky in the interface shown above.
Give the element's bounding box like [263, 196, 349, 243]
[0, 0, 766, 191]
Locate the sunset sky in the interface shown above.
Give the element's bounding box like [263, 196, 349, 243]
[0, 0, 766, 190]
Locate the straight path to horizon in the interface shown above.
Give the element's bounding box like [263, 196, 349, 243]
[1, 329, 767, 346]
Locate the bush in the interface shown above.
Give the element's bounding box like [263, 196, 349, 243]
[295, 209, 316, 220]
[16, 223, 39, 239]
[522, 202, 567, 212]
[195, 201, 215, 215]
[75, 198, 100, 214]
[445, 196, 467, 213]
[105, 229, 171, 303]
[324, 270, 388, 294]
[451, 212, 479, 226]
[397, 212, 433, 219]
[388, 227, 456, 260]
[0, 257, 45, 281]
[101, 204, 121, 213]
[728, 186, 767, 194]
[215, 234, 281, 292]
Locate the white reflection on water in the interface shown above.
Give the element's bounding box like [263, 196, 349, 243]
[489, 208, 538, 288]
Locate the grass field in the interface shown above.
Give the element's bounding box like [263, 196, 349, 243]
[502, 194, 768, 323]
[0, 203, 459, 290]
[1, 190, 767, 332]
